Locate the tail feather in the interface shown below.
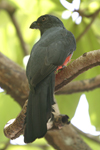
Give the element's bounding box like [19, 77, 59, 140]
[46, 73, 55, 120]
[24, 72, 55, 143]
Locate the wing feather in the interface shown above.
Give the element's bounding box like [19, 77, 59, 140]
[26, 27, 76, 87]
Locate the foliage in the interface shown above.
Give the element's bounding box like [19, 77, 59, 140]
[0, 0, 100, 149]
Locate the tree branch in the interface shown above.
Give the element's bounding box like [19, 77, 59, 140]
[56, 75, 100, 95]
[0, 1, 29, 56]
[72, 124, 100, 144]
[0, 50, 100, 106]
[3, 94, 92, 150]
[76, 9, 100, 42]
[74, 9, 100, 18]
[0, 140, 10, 150]
[0, 52, 29, 107]
[0, 2, 99, 149]
[1, 49, 100, 149]
[55, 49, 100, 91]
[45, 124, 92, 150]
[8, 14, 29, 56]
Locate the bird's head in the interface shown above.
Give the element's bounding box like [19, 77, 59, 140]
[30, 14, 64, 35]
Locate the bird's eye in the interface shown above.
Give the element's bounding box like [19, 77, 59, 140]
[42, 17, 46, 21]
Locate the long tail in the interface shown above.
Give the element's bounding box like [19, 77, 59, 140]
[24, 72, 55, 143]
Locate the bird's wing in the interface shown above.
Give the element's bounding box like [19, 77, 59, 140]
[26, 44, 56, 88]
[45, 29, 76, 66]
[26, 28, 76, 87]
[40, 28, 76, 74]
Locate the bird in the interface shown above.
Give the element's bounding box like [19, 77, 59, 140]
[24, 14, 76, 143]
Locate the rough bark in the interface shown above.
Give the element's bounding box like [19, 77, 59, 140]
[55, 50, 100, 91]
[56, 75, 100, 95]
[0, 2, 99, 149]
[0, 50, 100, 107]
[0, 52, 29, 107]
[45, 125, 92, 150]
[0, 52, 98, 149]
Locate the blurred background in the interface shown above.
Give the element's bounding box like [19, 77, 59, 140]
[0, 0, 100, 149]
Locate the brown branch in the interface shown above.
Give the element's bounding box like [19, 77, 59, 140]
[45, 124, 92, 150]
[72, 124, 100, 144]
[4, 100, 28, 139]
[56, 75, 100, 95]
[1, 50, 100, 106]
[0, 1, 15, 13]
[3, 95, 92, 150]
[0, 52, 29, 107]
[8, 14, 29, 56]
[4, 101, 69, 140]
[0, 140, 10, 150]
[0, 1, 29, 56]
[76, 9, 100, 42]
[74, 9, 100, 18]
[55, 49, 100, 91]
[1, 50, 100, 149]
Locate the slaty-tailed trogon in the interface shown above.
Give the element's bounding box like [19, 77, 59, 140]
[24, 14, 76, 143]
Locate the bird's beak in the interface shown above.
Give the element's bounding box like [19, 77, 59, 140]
[30, 21, 39, 29]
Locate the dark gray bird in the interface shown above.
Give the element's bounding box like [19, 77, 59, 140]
[24, 14, 76, 143]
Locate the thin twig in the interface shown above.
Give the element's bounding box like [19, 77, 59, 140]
[0, 1, 29, 56]
[0, 140, 10, 150]
[76, 9, 100, 42]
[72, 124, 100, 144]
[8, 13, 29, 55]
[74, 9, 100, 18]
